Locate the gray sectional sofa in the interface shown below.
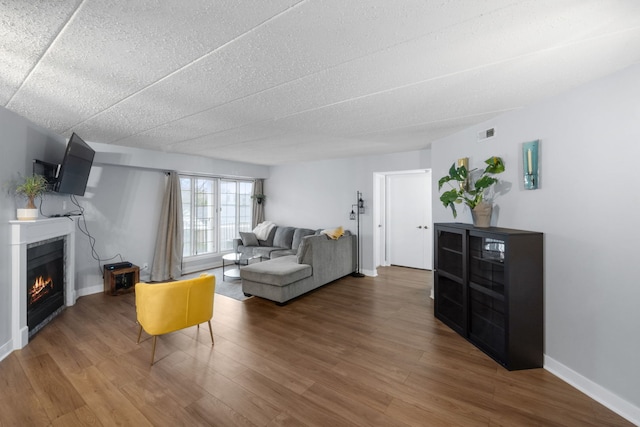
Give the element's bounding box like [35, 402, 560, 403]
[237, 226, 356, 304]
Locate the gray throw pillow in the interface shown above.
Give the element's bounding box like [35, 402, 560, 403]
[292, 228, 315, 250]
[296, 239, 309, 264]
[239, 232, 259, 247]
[273, 227, 295, 248]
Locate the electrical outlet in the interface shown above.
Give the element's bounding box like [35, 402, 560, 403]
[142, 263, 149, 271]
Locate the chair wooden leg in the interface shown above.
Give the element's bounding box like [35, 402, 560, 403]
[207, 320, 214, 345]
[137, 325, 143, 344]
[150, 336, 157, 366]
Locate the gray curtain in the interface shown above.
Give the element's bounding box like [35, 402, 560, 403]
[150, 172, 183, 281]
[252, 179, 264, 228]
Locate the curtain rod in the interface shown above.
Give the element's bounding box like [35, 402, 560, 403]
[94, 160, 265, 181]
[165, 171, 260, 181]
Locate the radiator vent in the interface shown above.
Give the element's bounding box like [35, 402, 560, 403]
[478, 127, 495, 141]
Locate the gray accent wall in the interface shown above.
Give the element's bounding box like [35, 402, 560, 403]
[431, 63, 640, 419]
[0, 108, 68, 356]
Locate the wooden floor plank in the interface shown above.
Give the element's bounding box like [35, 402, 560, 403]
[0, 390, 51, 426]
[65, 365, 153, 426]
[232, 369, 355, 427]
[0, 266, 633, 426]
[386, 397, 489, 427]
[17, 353, 87, 421]
[50, 405, 103, 427]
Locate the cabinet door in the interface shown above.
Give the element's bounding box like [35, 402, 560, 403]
[467, 234, 506, 362]
[434, 226, 465, 333]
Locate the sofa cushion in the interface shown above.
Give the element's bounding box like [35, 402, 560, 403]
[241, 256, 312, 287]
[292, 228, 315, 250]
[239, 232, 259, 247]
[273, 227, 295, 248]
[296, 237, 312, 264]
[271, 249, 296, 258]
[253, 247, 278, 259]
[259, 226, 277, 247]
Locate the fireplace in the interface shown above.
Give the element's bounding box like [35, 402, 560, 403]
[26, 237, 65, 336]
[10, 218, 77, 351]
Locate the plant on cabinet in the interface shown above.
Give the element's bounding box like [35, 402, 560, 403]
[438, 156, 505, 227]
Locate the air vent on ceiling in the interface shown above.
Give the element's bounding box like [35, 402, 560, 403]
[478, 127, 495, 142]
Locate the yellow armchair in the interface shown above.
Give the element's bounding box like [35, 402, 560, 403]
[135, 273, 215, 365]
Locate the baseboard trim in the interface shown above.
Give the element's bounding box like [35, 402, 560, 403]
[0, 340, 13, 364]
[76, 284, 103, 298]
[545, 355, 639, 425]
[361, 268, 377, 277]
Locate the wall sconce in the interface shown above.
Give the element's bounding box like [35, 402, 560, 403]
[457, 157, 469, 191]
[522, 140, 539, 190]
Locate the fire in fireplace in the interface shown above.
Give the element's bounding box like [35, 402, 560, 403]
[29, 275, 54, 305]
[26, 237, 65, 335]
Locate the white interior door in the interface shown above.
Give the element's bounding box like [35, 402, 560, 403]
[388, 172, 432, 270]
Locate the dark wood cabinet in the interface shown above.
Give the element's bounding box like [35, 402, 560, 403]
[104, 265, 139, 295]
[434, 223, 543, 370]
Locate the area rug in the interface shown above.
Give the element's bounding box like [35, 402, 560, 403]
[182, 267, 250, 301]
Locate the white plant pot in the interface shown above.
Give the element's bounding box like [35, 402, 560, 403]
[471, 202, 492, 228]
[17, 208, 38, 221]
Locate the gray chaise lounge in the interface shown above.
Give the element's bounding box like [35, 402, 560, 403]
[240, 231, 356, 304]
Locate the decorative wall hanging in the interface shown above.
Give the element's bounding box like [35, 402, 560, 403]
[522, 140, 539, 190]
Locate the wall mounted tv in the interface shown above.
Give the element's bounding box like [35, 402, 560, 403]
[54, 133, 95, 196]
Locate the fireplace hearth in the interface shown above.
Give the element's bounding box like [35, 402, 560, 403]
[9, 218, 77, 351]
[27, 237, 65, 336]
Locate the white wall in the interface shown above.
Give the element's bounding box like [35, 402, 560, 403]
[72, 164, 166, 294]
[431, 63, 640, 421]
[266, 149, 431, 275]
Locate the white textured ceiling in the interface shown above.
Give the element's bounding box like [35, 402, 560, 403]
[2, 1, 640, 165]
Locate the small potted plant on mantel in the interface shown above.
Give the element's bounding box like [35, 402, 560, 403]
[14, 174, 49, 220]
[438, 156, 505, 227]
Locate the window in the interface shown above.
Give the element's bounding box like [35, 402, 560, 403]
[180, 176, 253, 258]
[220, 180, 253, 251]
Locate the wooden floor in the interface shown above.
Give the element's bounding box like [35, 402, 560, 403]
[0, 266, 632, 426]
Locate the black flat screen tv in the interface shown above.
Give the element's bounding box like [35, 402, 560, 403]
[55, 133, 95, 196]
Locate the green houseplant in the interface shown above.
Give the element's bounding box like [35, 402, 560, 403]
[14, 174, 49, 220]
[438, 156, 505, 226]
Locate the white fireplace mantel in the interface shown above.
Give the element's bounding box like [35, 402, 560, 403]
[10, 218, 76, 350]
